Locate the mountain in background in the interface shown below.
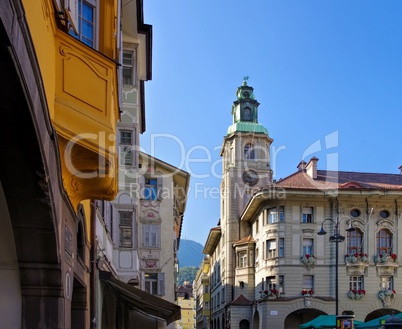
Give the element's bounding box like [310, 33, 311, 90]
[178, 239, 204, 268]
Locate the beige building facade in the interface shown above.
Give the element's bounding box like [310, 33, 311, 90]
[202, 80, 402, 329]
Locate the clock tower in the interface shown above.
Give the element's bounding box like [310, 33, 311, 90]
[220, 78, 273, 303]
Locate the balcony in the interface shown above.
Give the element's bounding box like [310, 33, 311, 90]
[374, 254, 399, 276]
[53, 30, 119, 209]
[345, 253, 369, 275]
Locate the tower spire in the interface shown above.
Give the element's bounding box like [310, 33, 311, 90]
[227, 79, 269, 136]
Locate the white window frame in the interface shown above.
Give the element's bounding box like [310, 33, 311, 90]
[266, 239, 277, 259]
[122, 47, 137, 86]
[267, 206, 285, 224]
[119, 130, 133, 166]
[302, 207, 314, 223]
[268, 208, 277, 224]
[144, 272, 165, 295]
[302, 275, 314, 292]
[302, 238, 314, 256]
[68, 0, 98, 49]
[238, 251, 247, 268]
[349, 276, 364, 291]
[380, 276, 394, 290]
[143, 224, 160, 248]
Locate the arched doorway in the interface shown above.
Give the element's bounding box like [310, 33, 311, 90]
[240, 319, 250, 329]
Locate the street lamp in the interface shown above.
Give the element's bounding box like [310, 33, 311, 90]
[317, 217, 355, 316]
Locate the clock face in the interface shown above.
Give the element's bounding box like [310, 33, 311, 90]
[242, 170, 259, 186]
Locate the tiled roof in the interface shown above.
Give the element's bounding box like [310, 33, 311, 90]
[233, 234, 255, 246]
[275, 170, 402, 191]
[230, 294, 253, 306]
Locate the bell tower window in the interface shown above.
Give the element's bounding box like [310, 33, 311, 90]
[243, 107, 252, 121]
[244, 143, 255, 160]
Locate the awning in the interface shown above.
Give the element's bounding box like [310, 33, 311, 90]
[300, 315, 364, 328]
[100, 271, 181, 325]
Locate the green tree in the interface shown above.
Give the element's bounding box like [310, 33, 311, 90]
[178, 266, 198, 286]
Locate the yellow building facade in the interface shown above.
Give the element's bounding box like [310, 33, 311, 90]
[0, 0, 122, 327]
[22, 0, 120, 211]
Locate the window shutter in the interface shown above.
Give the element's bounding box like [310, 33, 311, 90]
[64, 0, 78, 35]
[158, 272, 165, 296]
[152, 225, 159, 247]
[138, 176, 145, 199]
[133, 208, 138, 248]
[157, 177, 163, 200]
[143, 225, 150, 247]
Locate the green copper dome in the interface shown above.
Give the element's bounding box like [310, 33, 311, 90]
[227, 121, 268, 135]
[227, 78, 269, 135]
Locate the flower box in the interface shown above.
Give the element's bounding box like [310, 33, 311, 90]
[259, 289, 280, 299]
[345, 253, 369, 264]
[300, 254, 316, 268]
[375, 254, 398, 264]
[347, 289, 366, 300]
[378, 289, 396, 300]
[302, 289, 315, 297]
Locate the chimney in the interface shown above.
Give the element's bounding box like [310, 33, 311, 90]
[297, 160, 307, 172]
[305, 157, 319, 179]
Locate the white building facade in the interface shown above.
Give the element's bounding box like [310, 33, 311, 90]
[202, 80, 402, 329]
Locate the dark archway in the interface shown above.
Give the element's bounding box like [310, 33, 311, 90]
[71, 277, 87, 328]
[0, 3, 65, 327]
[365, 308, 400, 322]
[240, 319, 250, 329]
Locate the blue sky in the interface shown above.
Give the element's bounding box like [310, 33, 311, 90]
[141, 0, 402, 245]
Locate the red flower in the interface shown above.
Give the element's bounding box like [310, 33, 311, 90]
[305, 254, 310, 259]
[391, 254, 397, 260]
[393, 289, 396, 294]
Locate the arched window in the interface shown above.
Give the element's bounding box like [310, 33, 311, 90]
[244, 143, 255, 160]
[377, 229, 393, 256]
[347, 228, 363, 255]
[243, 107, 252, 121]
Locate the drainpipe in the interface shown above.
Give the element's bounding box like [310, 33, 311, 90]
[90, 201, 97, 329]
